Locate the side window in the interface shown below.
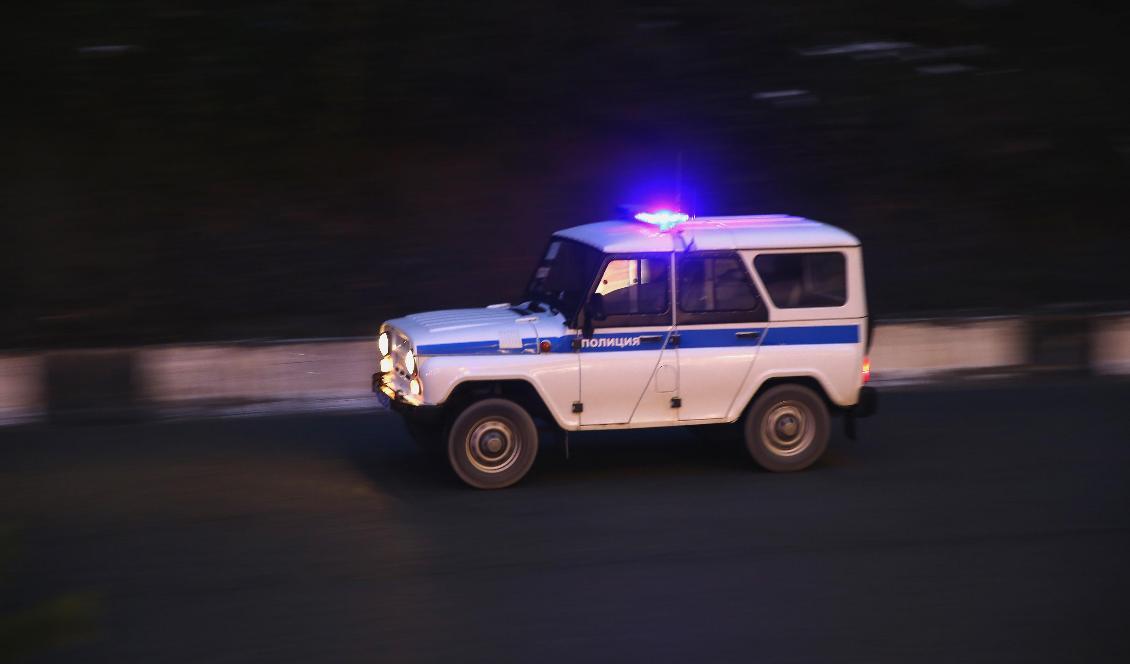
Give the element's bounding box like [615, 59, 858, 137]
[677, 254, 767, 323]
[591, 256, 671, 326]
[753, 252, 847, 308]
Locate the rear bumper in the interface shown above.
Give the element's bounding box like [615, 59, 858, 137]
[842, 386, 877, 440]
[852, 386, 878, 418]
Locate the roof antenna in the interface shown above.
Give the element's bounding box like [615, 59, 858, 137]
[675, 150, 683, 209]
[673, 228, 695, 252]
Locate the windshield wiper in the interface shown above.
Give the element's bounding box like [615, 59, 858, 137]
[521, 288, 562, 316]
[529, 296, 558, 315]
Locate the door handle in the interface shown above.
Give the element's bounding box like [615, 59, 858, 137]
[735, 330, 761, 339]
[639, 334, 664, 343]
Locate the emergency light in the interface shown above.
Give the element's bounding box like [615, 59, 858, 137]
[634, 210, 689, 231]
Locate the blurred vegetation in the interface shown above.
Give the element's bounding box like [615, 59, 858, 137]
[3, 0, 1128, 348]
[0, 528, 98, 660]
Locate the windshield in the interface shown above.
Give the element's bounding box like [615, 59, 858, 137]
[523, 238, 604, 321]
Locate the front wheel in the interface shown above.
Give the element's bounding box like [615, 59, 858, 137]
[743, 384, 830, 472]
[447, 398, 539, 489]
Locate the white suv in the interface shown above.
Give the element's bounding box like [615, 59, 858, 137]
[374, 211, 877, 489]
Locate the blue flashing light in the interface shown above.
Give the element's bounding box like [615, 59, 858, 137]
[634, 210, 689, 231]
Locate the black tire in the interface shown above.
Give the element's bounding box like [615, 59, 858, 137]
[743, 384, 830, 472]
[447, 398, 539, 489]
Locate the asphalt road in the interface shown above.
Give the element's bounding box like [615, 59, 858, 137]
[3, 380, 1129, 663]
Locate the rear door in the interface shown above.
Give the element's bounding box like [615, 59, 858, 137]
[578, 254, 677, 426]
[674, 252, 769, 421]
[745, 249, 864, 404]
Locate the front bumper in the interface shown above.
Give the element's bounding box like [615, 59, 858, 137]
[389, 398, 443, 425]
[372, 371, 426, 407]
[372, 372, 389, 395]
[376, 375, 443, 424]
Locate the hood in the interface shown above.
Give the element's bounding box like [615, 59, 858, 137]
[385, 306, 568, 355]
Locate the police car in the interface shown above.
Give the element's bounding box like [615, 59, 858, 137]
[375, 210, 877, 489]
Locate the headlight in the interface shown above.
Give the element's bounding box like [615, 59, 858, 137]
[379, 356, 393, 373]
[409, 378, 421, 395]
[405, 349, 416, 375]
[378, 331, 390, 356]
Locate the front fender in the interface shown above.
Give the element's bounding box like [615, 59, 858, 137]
[419, 354, 580, 429]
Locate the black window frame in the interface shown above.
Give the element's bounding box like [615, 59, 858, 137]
[675, 251, 768, 324]
[586, 252, 674, 329]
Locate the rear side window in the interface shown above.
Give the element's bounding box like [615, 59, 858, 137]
[753, 252, 847, 308]
[677, 254, 767, 323]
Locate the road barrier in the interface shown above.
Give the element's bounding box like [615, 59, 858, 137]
[45, 349, 139, 423]
[137, 340, 376, 417]
[1, 314, 1127, 425]
[0, 353, 43, 425]
[868, 317, 1027, 382]
[1092, 314, 1130, 375]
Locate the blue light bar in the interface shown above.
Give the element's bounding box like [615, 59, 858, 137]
[634, 210, 689, 231]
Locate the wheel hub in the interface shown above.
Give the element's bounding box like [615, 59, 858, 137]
[762, 402, 814, 457]
[466, 419, 520, 473]
[775, 414, 799, 440]
[481, 432, 505, 456]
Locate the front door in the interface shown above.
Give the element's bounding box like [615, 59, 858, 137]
[578, 254, 677, 426]
[674, 252, 769, 421]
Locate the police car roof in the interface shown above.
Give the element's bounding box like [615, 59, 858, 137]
[553, 215, 860, 254]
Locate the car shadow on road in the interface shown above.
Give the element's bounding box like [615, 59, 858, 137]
[346, 421, 459, 496]
[532, 427, 750, 480]
[346, 410, 863, 498]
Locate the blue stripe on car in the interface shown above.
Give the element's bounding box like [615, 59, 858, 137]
[676, 328, 764, 349]
[416, 339, 538, 355]
[761, 325, 859, 345]
[417, 325, 859, 355]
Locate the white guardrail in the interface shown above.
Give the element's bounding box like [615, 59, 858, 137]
[868, 318, 1028, 382]
[1093, 315, 1130, 376]
[139, 340, 378, 417]
[1, 315, 1128, 425]
[0, 353, 44, 425]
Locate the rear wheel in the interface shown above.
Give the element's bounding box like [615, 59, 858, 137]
[447, 398, 538, 489]
[743, 384, 829, 472]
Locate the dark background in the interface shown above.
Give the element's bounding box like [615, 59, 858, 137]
[4, 0, 1129, 349]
